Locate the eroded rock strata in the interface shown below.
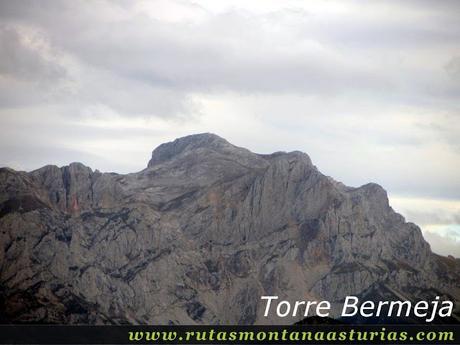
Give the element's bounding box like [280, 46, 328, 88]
[0, 133, 459, 324]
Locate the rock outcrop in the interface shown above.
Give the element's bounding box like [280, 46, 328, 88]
[0, 133, 459, 324]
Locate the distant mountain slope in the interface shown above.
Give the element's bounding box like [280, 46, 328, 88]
[0, 133, 459, 324]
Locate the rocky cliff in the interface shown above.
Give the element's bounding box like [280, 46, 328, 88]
[0, 133, 459, 324]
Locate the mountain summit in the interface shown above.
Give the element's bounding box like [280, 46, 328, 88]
[0, 134, 459, 324]
[148, 133, 236, 166]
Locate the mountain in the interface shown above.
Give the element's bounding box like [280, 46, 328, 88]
[0, 133, 459, 324]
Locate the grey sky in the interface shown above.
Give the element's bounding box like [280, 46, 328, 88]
[0, 0, 459, 256]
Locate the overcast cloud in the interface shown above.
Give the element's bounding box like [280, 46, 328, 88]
[0, 0, 459, 256]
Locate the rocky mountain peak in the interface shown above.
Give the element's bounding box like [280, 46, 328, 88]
[147, 133, 314, 173]
[148, 133, 234, 167]
[0, 134, 458, 325]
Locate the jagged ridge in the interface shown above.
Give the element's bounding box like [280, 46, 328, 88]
[0, 133, 459, 324]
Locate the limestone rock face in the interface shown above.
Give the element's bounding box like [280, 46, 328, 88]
[0, 133, 459, 324]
